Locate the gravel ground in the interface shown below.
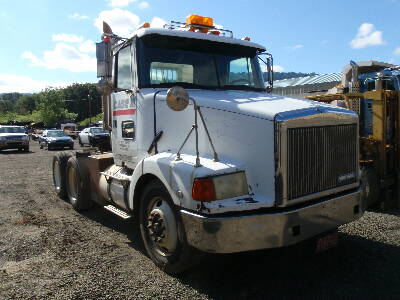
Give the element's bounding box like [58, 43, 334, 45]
[1, 140, 400, 299]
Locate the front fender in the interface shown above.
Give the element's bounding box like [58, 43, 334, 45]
[128, 152, 244, 212]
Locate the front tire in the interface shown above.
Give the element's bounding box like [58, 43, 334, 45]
[52, 152, 73, 199]
[139, 180, 201, 274]
[66, 156, 92, 211]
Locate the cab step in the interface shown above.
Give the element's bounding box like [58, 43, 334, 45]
[104, 205, 132, 219]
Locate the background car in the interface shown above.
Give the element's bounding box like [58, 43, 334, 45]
[0, 125, 29, 152]
[78, 127, 110, 149]
[39, 130, 74, 150]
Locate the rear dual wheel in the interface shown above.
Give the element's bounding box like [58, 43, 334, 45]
[66, 156, 92, 211]
[52, 152, 73, 199]
[52, 152, 92, 211]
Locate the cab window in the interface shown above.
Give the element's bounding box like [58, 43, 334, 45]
[116, 45, 132, 89]
[229, 57, 254, 85]
[122, 120, 135, 139]
[150, 62, 193, 84]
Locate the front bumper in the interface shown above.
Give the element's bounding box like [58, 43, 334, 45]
[0, 140, 29, 149]
[181, 189, 362, 253]
[48, 141, 73, 148]
[89, 136, 110, 146]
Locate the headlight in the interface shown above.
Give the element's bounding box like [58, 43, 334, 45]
[48, 138, 56, 141]
[192, 172, 248, 202]
[0, 136, 5, 141]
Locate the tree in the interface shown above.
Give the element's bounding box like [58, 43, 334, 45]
[62, 83, 102, 121]
[15, 94, 38, 114]
[34, 88, 77, 126]
[0, 92, 24, 113]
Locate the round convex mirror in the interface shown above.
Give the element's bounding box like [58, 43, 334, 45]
[166, 86, 189, 111]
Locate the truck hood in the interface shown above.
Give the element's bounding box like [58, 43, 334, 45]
[186, 90, 333, 121]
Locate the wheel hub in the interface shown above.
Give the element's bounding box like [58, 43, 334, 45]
[147, 210, 166, 242]
[146, 197, 178, 255]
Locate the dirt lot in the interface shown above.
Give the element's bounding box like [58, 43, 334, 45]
[1, 140, 400, 299]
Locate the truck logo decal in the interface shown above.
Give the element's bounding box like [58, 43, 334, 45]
[113, 108, 136, 116]
[338, 172, 356, 182]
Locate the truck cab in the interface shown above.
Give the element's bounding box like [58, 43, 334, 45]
[53, 15, 363, 274]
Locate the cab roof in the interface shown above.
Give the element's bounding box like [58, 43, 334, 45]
[133, 27, 266, 52]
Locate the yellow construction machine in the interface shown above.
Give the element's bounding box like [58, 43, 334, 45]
[307, 61, 400, 208]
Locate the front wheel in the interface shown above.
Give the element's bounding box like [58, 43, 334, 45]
[139, 180, 202, 274]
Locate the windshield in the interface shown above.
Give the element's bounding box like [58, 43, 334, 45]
[0, 127, 25, 134]
[137, 35, 265, 91]
[47, 131, 67, 137]
[90, 128, 107, 133]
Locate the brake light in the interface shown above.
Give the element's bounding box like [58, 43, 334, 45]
[186, 14, 214, 27]
[192, 178, 216, 202]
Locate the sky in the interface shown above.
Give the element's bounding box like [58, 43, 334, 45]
[0, 0, 399, 93]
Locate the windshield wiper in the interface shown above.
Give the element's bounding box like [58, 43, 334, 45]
[220, 84, 267, 92]
[143, 82, 218, 90]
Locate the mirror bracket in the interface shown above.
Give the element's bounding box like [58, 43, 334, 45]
[167, 86, 219, 167]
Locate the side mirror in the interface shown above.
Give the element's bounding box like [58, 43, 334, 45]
[96, 42, 112, 78]
[166, 86, 189, 111]
[259, 53, 274, 93]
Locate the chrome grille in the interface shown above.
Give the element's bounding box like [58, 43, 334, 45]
[287, 124, 358, 200]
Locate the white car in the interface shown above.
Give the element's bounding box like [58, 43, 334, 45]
[78, 127, 110, 147]
[0, 125, 29, 152]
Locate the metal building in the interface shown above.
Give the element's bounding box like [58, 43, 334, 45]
[273, 73, 341, 97]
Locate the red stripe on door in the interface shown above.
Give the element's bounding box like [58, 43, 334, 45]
[113, 108, 136, 116]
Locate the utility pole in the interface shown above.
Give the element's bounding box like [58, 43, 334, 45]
[88, 93, 92, 125]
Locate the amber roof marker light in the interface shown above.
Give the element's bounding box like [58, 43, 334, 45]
[164, 15, 233, 37]
[186, 14, 214, 27]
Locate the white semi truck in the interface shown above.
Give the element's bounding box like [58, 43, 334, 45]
[52, 15, 364, 274]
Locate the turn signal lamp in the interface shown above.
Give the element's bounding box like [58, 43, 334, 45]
[192, 178, 216, 202]
[242, 37, 251, 41]
[186, 14, 214, 27]
[192, 172, 248, 202]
